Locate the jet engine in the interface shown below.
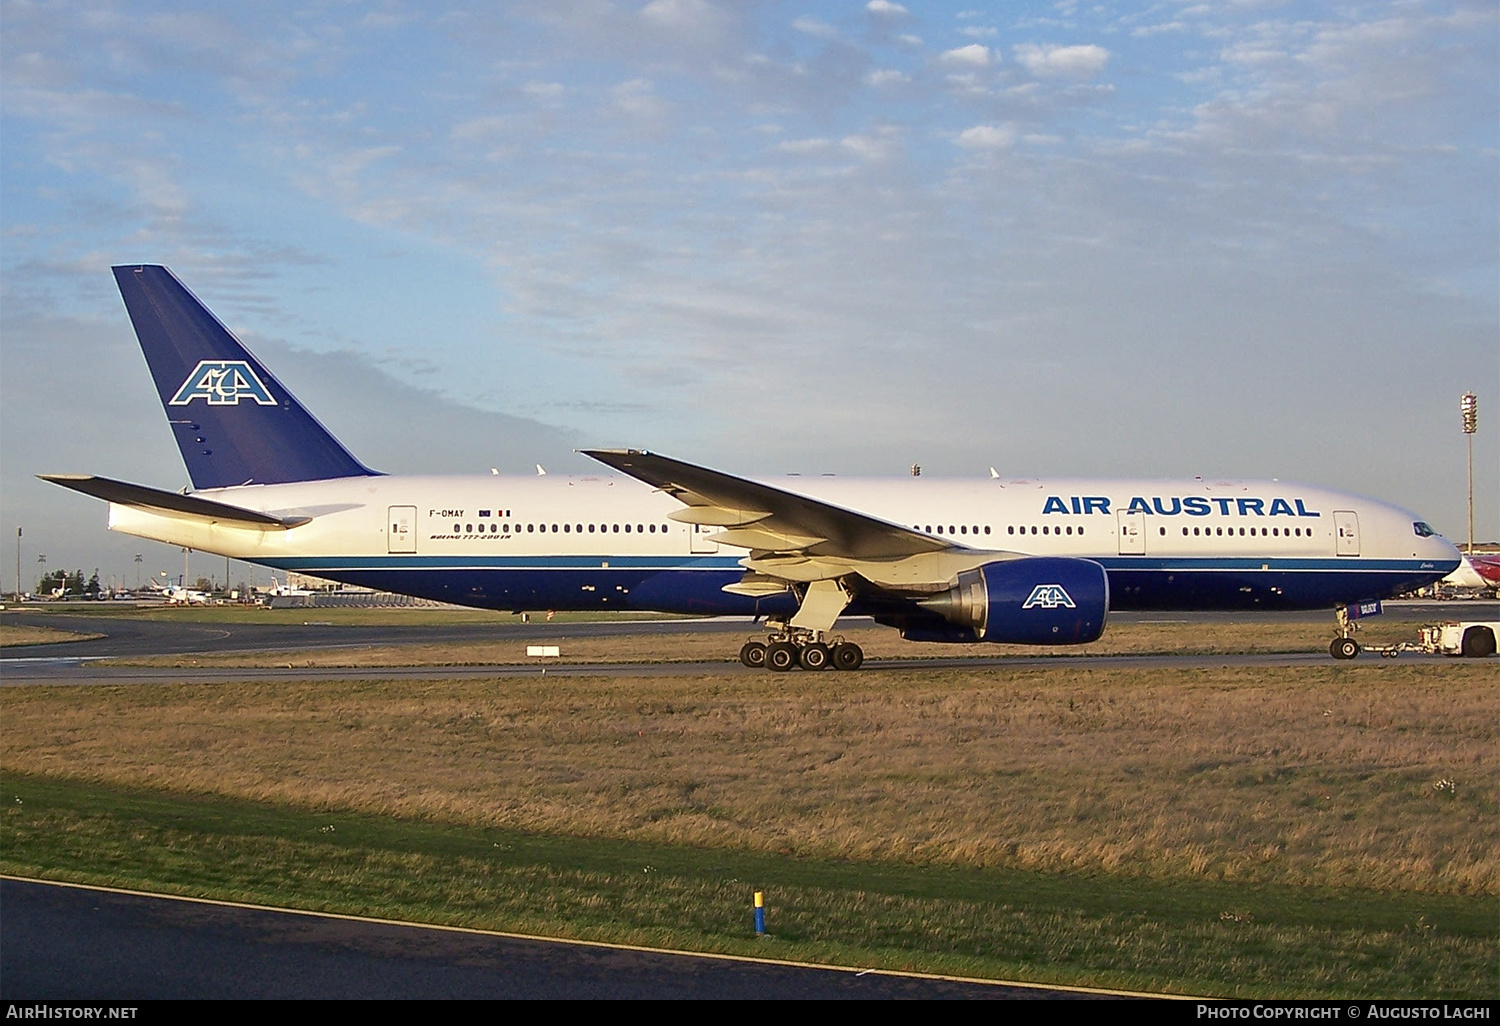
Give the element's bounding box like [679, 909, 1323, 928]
[917, 556, 1108, 645]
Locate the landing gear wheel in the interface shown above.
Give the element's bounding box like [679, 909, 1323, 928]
[831, 642, 864, 671]
[1330, 637, 1360, 660]
[766, 642, 798, 671]
[1460, 626, 1496, 658]
[799, 643, 830, 671]
[739, 641, 767, 668]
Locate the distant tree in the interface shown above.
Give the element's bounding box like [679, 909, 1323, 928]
[66, 571, 84, 596]
[194, 576, 214, 593]
[85, 570, 101, 598]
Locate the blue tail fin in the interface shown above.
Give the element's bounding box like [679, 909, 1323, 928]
[114, 265, 380, 490]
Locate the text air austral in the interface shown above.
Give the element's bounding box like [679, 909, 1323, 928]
[1041, 496, 1322, 517]
[169, 360, 276, 406]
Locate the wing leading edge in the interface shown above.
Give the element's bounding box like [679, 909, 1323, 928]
[580, 449, 952, 561]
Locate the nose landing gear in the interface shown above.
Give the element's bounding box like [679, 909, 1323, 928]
[1330, 604, 1362, 659]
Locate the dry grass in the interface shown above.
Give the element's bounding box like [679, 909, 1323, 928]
[0, 624, 103, 647]
[3, 662, 1493, 895]
[99, 619, 1407, 668]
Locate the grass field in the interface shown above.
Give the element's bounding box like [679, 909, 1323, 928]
[87, 618, 1444, 669]
[0, 623, 104, 647]
[3, 658, 1495, 996]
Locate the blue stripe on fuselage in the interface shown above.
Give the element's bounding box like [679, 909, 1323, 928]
[258, 555, 1453, 615]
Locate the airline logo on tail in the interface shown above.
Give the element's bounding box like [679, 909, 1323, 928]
[1022, 584, 1076, 609]
[169, 361, 277, 406]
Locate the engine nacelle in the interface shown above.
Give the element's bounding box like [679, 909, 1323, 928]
[918, 556, 1108, 645]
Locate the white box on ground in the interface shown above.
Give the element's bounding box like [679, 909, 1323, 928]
[527, 645, 561, 657]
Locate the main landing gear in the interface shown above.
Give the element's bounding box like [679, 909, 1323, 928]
[739, 626, 864, 671]
[1329, 604, 1361, 660]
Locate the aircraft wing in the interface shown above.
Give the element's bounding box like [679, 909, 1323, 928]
[580, 449, 951, 560]
[39, 474, 310, 529]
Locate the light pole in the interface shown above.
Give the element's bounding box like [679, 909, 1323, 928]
[14, 527, 20, 602]
[1460, 392, 1477, 555]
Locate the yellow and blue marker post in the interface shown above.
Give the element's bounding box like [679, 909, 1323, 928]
[754, 890, 766, 935]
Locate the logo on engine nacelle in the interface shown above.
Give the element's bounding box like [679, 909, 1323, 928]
[169, 360, 277, 406]
[1022, 584, 1076, 609]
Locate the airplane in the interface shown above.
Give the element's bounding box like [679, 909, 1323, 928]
[263, 572, 315, 598]
[144, 578, 210, 605]
[1439, 554, 1500, 597]
[41, 265, 1464, 668]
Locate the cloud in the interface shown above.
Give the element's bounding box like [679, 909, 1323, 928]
[866, 1, 908, 15]
[792, 17, 840, 40]
[611, 78, 670, 121]
[939, 44, 991, 66]
[956, 124, 1016, 149]
[1013, 43, 1110, 77]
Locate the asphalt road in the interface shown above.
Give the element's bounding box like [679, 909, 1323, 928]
[0, 611, 757, 661]
[3, 602, 1493, 683]
[0, 878, 1113, 1000]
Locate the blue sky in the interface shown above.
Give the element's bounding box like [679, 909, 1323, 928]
[2, 0, 1495, 588]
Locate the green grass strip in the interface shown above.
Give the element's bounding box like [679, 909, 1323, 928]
[3, 772, 1494, 998]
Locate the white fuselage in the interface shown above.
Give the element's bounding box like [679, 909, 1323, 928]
[103, 471, 1460, 615]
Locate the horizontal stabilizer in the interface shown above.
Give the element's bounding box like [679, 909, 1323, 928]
[39, 475, 310, 529]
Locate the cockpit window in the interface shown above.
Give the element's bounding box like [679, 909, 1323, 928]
[1413, 522, 1437, 537]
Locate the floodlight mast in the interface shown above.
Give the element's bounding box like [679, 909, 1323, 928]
[1460, 392, 1477, 555]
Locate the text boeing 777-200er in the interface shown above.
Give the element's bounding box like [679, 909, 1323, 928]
[42, 265, 1462, 669]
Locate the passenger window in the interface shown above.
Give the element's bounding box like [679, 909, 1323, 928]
[624, 524, 631, 532]
[466, 524, 472, 533]
[453, 523, 460, 533]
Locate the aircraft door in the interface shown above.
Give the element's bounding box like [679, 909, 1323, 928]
[1117, 511, 1146, 555]
[689, 523, 721, 554]
[388, 505, 417, 554]
[1334, 511, 1360, 557]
